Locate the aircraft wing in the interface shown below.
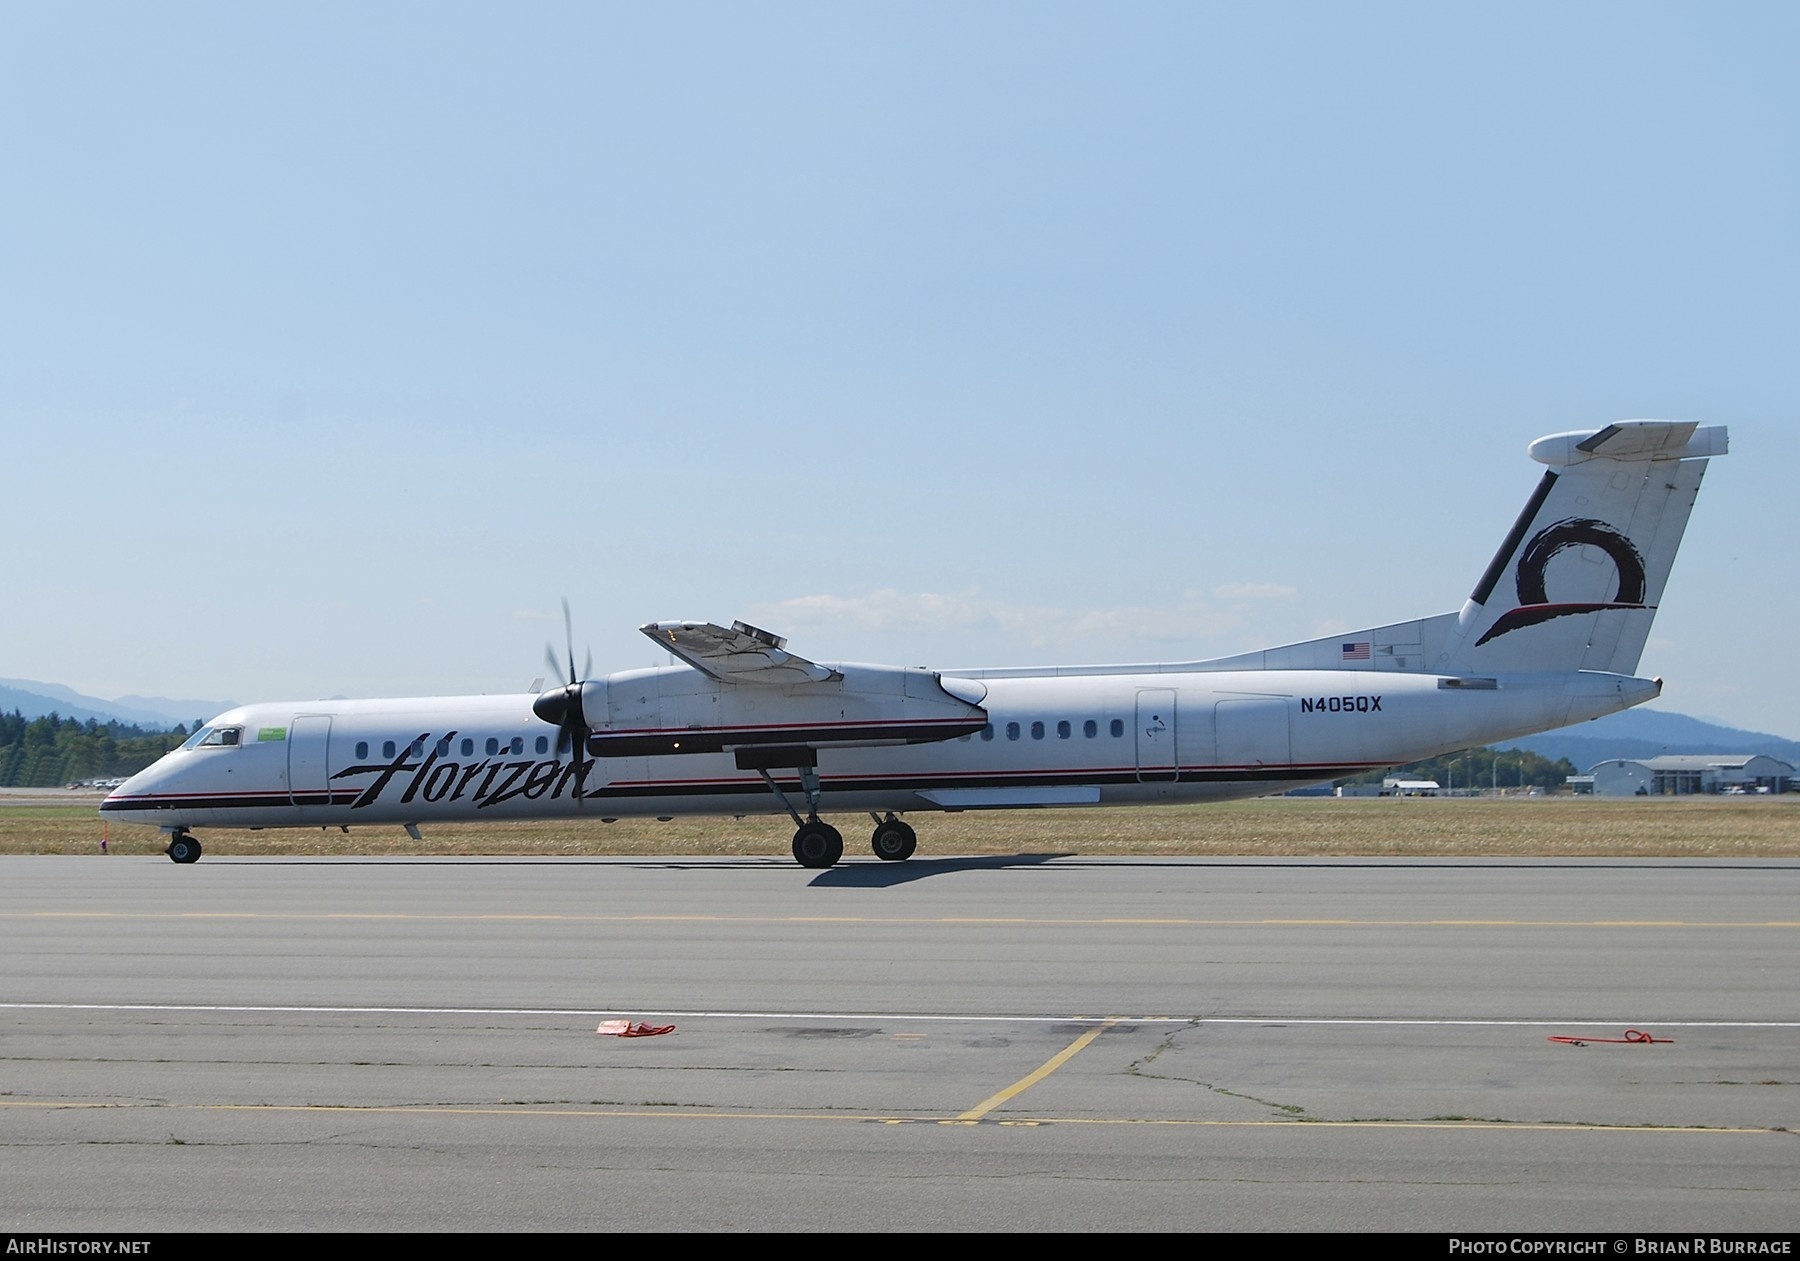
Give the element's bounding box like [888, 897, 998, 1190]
[640, 620, 840, 685]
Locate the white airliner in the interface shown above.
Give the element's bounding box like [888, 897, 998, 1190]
[104, 420, 1727, 868]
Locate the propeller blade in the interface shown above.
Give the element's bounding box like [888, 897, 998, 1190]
[565, 689, 585, 806]
[561, 700, 582, 756]
[562, 597, 577, 685]
[540, 598, 588, 807]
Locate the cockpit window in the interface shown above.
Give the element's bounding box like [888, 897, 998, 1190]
[182, 726, 242, 749]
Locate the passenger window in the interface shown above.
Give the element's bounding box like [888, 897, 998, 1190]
[979, 725, 994, 741]
[355, 741, 369, 759]
[382, 741, 396, 758]
[1006, 722, 1020, 740]
[409, 739, 425, 757]
[486, 737, 499, 755]
[1030, 721, 1044, 739]
[1083, 720, 1097, 738]
[461, 738, 473, 757]
[1110, 719, 1124, 737]
[1057, 720, 1071, 739]
[435, 738, 450, 757]
[510, 736, 524, 755]
[535, 735, 548, 754]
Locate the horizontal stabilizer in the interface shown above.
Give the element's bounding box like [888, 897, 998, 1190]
[1527, 422, 1727, 466]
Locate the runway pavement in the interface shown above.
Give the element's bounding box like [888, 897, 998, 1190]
[3, 853, 1796, 1233]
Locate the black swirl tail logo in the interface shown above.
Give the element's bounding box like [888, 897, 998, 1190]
[1474, 517, 1650, 646]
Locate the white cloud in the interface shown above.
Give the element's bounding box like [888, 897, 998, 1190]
[761, 589, 992, 634]
[1209, 582, 1299, 602]
[745, 588, 1269, 665]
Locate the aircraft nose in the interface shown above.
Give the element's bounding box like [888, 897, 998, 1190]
[99, 760, 168, 816]
[99, 771, 143, 813]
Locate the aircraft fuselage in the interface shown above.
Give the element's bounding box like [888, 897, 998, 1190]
[101, 664, 1655, 833]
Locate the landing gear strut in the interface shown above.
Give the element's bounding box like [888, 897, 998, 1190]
[750, 754, 919, 868]
[166, 829, 202, 864]
[755, 761, 846, 869]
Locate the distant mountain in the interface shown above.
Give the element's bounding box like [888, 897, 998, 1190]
[0, 678, 237, 730]
[1497, 707, 1800, 771]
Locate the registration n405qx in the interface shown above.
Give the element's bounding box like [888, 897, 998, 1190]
[105, 420, 1728, 868]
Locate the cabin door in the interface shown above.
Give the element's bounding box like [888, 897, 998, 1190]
[288, 715, 333, 807]
[1135, 689, 1178, 782]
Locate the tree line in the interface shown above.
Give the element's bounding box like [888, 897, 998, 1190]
[0, 711, 193, 788]
[1341, 745, 1578, 791]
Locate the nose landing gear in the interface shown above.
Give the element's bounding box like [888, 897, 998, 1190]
[166, 830, 202, 864]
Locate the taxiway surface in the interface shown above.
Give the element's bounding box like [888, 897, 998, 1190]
[3, 854, 1796, 1232]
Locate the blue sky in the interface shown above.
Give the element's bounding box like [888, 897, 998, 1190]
[4, 3, 1796, 737]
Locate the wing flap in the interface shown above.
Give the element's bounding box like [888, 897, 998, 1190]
[640, 620, 840, 685]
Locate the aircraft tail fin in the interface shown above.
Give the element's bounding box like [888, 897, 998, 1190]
[1179, 420, 1725, 679]
[1437, 421, 1725, 675]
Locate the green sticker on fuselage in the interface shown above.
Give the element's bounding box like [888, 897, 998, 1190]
[257, 727, 288, 742]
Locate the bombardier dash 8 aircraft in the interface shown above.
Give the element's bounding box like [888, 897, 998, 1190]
[104, 420, 1727, 868]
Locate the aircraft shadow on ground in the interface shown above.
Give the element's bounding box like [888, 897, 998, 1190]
[805, 855, 1800, 885]
[237, 855, 1797, 877]
[806, 852, 1076, 887]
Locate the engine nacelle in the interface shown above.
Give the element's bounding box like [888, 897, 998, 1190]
[584, 664, 988, 757]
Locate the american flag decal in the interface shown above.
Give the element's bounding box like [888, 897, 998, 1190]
[1341, 641, 1371, 660]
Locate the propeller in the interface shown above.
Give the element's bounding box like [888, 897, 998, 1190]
[531, 599, 593, 800]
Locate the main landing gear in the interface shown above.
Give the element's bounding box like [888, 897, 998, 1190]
[754, 757, 919, 868]
[870, 815, 917, 862]
[791, 819, 844, 868]
[166, 829, 202, 864]
[789, 816, 917, 868]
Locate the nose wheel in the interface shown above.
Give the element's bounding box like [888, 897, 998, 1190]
[166, 830, 202, 864]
